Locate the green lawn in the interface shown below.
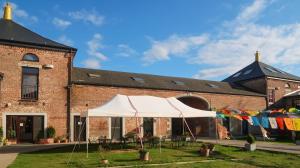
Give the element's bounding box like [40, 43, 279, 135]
[8, 142, 300, 168]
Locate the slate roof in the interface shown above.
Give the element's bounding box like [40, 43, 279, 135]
[223, 61, 300, 83]
[0, 19, 77, 52]
[72, 67, 265, 97]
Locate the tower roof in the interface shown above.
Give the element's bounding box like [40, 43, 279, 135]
[0, 19, 77, 52]
[223, 61, 300, 82]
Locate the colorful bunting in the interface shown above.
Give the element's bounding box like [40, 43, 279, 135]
[293, 118, 300, 131]
[276, 117, 285, 130]
[261, 117, 269, 128]
[252, 117, 260, 126]
[247, 117, 254, 125]
[268, 117, 278, 129]
[284, 118, 295, 130]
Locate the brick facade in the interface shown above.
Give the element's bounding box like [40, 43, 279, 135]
[71, 85, 266, 139]
[0, 44, 74, 138]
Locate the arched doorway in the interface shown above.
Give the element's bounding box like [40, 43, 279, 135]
[172, 96, 214, 138]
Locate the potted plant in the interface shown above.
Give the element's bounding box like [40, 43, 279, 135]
[7, 129, 17, 145]
[245, 134, 256, 151]
[200, 143, 210, 157]
[139, 149, 150, 161]
[0, 127, 3, 146]
[98, 146, 109, 165]
[54, 136, 61, 143]
[39, 127, 55, 144]
[207, 143, 215, 154]
[295, 132, 300, 145]
[60, 134, 68, 143]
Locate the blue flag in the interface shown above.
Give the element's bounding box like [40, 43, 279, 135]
[252, 116, 260, 126]
[261, 117, 270, 128]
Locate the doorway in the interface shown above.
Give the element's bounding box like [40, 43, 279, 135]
[143, 118, 154, 137]
[111, 117, 123, 141]
[6, 115, 44, 143]
[74, 116, 86, 141]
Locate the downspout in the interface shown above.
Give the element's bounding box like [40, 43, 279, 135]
[66, 50, 76, 140]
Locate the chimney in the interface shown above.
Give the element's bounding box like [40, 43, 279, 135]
[3, 3, 12, 20]
[255, 51, 260, 62]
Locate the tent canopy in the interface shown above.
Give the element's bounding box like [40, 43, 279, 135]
[87, 94, 216, 118]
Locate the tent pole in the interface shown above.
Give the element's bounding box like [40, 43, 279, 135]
[159, 118, 161, 153]
[183, 117, 195, 141]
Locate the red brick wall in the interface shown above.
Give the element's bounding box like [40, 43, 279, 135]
[0, 44, 73, 137]
[267, 78, 300, 103]
[71, 85, 266, 138]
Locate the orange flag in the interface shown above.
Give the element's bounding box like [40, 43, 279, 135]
[283, 118, 295, 130]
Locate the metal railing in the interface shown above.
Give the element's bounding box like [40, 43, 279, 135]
[21, 85, 38, 100]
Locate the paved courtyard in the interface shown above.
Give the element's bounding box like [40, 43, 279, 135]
[199, 139, 300, 155]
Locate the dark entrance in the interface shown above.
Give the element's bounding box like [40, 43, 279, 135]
[74, 116, 86, 141]
[172, 96, 210, 137]
[143, 118, 154, 137]
[6, 115, 44, 143]
[111, 117, 123, 141]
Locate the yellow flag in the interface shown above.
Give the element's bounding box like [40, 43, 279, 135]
[293, 118, 300, 131]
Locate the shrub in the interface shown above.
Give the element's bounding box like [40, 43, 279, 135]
[201, 143, 208, 149]
[7, 129, 16, 139]
[246, 134, 256, 144]
[46, 126, 56, 138]
[0, 127, 3, 138]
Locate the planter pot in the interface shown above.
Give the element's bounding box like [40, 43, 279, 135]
[245, 143, 256, 151]
[39, 138, 54, 144]
[200, 149, 210, 157]
[139, 151, 150, 161]
[7, 139, 17, 145]
[100, 159, 109, 165]
[296, 140, 300, 145]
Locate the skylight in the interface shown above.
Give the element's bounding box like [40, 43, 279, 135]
[131, 77, 145, 83]
[233, 72, 241, 78]
[172, 80, 185, 86]
[264, 67, 277, 73]
[88, 73, 101, 78]
[243, 69, 253, 75]
[206, 83, 219, 88]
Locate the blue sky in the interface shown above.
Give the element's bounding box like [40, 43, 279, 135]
[5, 0, 300, 81]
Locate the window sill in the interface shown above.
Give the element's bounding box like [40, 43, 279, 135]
[19, 99, 38, 102]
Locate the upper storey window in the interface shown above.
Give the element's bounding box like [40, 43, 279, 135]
[22, 54, 39, 62]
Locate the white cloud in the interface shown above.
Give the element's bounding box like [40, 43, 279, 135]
[52, 17, 71, 29]
[8, 2, 38, 23]
[191, 0, 300, 80]
[142, 34, 209, 65]
[57, 35, 74, 46]
[117, 44, 138, 57]
[82, 34, 107, 69]
[69, 9, 104, 26]
[235, 0, 268, 24]
[82, 58, 101, 69]
[87, 34, 107, 60]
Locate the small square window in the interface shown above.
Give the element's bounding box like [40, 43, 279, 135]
[131, 77, 145, 83]
[172, 80, 185, 86]
[206, 83, 219, 88]
[88, 73, 101, 78]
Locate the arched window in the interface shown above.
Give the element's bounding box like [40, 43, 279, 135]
[285, 83, 291, 88]
[22, 53, 39, 62]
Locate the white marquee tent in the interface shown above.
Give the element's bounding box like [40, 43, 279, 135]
[83, 94, 216, 157]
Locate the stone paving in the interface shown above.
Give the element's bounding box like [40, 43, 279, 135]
[199, 139, 300, 155]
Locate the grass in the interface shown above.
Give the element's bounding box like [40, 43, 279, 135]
[8, 142, 300, 168]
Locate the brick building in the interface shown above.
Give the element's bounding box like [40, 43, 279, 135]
[0, 4, 300, 143]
